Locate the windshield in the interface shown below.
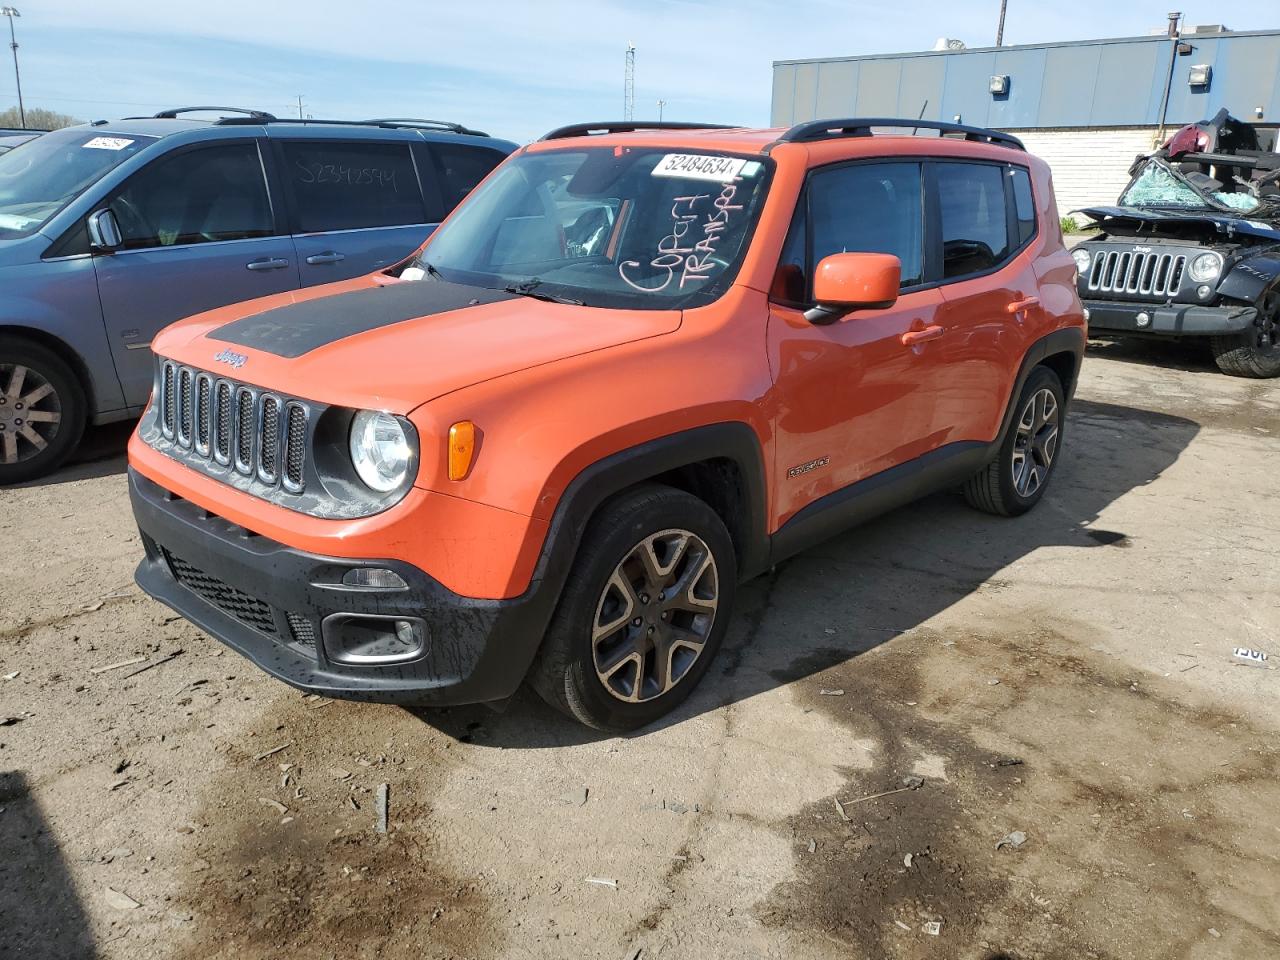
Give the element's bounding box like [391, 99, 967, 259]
[0, 128, 156, 237]
[413, 146, 771, 309]
[1120, 157, 1260, 214]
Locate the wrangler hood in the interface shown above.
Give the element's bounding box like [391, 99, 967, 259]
[1076, 206, 1280, 242]
[152, 276, 682, 414]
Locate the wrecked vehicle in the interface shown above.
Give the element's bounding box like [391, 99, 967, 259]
[1073, 109, 1280, 377]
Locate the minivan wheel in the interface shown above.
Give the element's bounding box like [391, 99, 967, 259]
[530, 484, 737, 732]
[0, 337, 86, 485]
[1210, 290, 1280, 378]
[963, 366, 1064, 517]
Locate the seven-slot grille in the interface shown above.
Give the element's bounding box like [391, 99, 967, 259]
[1086, 248, 1187, 299]
[157, 360, 309, 493]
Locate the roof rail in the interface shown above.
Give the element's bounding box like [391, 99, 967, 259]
[150, 106, 278, 121]
[539, 120, 738, 141]
[778, 118, 1025, 151]
[362, 118, 489, 137]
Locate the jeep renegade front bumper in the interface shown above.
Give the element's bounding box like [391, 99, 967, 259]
[129, 468, 549, 705]
[1082, 299, 1258, 337]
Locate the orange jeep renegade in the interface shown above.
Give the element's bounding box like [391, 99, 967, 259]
[129, 118, 1086, 730]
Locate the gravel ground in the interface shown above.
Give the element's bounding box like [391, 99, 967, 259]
[2, 339, 1278, 960]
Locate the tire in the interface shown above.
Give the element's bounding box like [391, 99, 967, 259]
[1210, 289, 1280, 379]
[964, 366, 1065, 517]
[0, 336, 87, 485]
[529, 484, 737, 732]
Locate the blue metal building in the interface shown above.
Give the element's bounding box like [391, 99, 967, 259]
[772, 28, 1280, 214]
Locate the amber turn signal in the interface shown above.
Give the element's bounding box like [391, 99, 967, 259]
[447, 421, 476, 481]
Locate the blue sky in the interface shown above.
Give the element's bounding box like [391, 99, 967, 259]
[2, 1, 1277, 142]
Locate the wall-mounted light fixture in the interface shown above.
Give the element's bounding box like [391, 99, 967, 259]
[989, 74, 1010, 95]
[1188, 63, 1212, 87]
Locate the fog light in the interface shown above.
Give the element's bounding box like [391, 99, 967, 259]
[1135, 312, 1151, 328]
[1197, 284, 1212, 299]
[341, 567, 408, 590]
[323, 614, 427, 665]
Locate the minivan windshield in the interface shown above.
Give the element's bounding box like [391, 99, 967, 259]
[412, 146, 772, 309]
[0, 128, 156, 237]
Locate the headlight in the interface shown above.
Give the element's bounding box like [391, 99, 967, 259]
[1071, 248, 1091, 275]
[1188, 252, 1223, 283]
[349, 411, 413, 492]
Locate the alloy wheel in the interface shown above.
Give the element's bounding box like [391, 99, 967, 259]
[1011, 387, 1059, 498]
[591, 528, 719, 703]
[0, 363, 63, 467]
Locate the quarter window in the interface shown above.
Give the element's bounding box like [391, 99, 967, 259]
[937, 162, 1010, 278]
[809, 162, 925, 289]
[282, 141, 425, 233]
[1010, 166, 1036, 246]
[110, 143, 273, 249]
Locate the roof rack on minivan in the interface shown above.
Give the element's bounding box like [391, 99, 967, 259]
[362, 118, 489, 136]
[135, 108, 488, 137]
[144, 106, 278, 121]
[540, 121, 738, 141]
[777, 118, 1024, 151]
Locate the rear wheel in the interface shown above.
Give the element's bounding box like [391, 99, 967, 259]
[964, 366, 1064, 517]
[529, 484, 736, 731]
[1210, 289, 1280, 378]
[0, 337, 86, 485]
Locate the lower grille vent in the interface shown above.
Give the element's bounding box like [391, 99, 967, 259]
[164, 549, 277, 637]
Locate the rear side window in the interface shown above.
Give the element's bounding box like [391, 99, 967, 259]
[808, 161, 925, 288]
[110, 143, 273, 249]
[1010, 166, 1036, 246]
[428, 142, 506, 210]
[937, 162, 1010, 278]
[282, 141, 425, 233]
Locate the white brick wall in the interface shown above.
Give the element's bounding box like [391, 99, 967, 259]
[1008, 127, 1159, 226]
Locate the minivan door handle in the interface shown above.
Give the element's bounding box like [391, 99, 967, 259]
[246, 257, 290, 271]
[900, 324, 944, 346]
[305, 251, 347, 265]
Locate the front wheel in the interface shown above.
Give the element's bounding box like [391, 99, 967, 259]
[1210, 289, 1280, 378]
[0, 337, 87, 485]
[964, 366, 1065, 517]
[529, 484, 736, 731]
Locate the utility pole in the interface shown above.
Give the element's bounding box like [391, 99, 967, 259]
[657, 99, 666, 122]
[1155, 11, 1182, 145]
[995, 0, 1007, 47]
[1, 7, 23, 129]
[297, 95, 305, 120]
[624, 44, 635, 121]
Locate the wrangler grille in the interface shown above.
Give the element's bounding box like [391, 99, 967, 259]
[1086, 248, 1187, 298]
[156, 360, 309, 493]
[164, 549, 277, 637]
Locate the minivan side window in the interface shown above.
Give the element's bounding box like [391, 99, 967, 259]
[109, 143, 273, 250]
[282, 141, 426, 233]
[808, 161, 925, 289]
[429, 143, 507, 211]
[1010, 166, 1036, 246]
[937, 162, 1011, 278]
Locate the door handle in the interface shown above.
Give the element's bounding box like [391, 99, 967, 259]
[1007, 296, 1040, 313]
[246, 257, 290, 271]
[305, 251, 347, 265]
[901, 324, 944, 346]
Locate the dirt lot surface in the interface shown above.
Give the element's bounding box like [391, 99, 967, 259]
[3, 339, 1279, 960]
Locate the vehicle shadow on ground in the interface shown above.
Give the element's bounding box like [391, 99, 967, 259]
[1087, 336, 1220, 374]
[415, 396, 1200, 747]
[0, 771, 97, 960]
[11, 421, 133, 488]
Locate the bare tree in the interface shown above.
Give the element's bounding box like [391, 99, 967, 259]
[0, 106, 82, 129]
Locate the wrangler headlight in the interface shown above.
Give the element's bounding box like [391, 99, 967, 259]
[1072, 248, 1091, 275]
[1188, 252, 1223, 283]
[349, 411, 414, 493]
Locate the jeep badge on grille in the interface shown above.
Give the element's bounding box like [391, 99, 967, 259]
[214, 348, 248, 369]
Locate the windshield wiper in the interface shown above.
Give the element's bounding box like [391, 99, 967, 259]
[501, 278, 584, 306]
[416, 259, 445, 280]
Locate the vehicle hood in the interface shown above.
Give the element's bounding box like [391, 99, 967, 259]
[1076, 206, 1280, 242]
[152, 275, 682, 414]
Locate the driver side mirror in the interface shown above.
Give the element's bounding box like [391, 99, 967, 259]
[804, 252, 901, 325]
[87, 209, 122, 252]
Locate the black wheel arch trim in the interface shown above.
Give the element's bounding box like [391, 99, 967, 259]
[1216, 253, 1280, 305]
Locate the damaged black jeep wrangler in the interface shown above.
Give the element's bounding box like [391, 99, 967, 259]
[1074, 110, 1280, 377]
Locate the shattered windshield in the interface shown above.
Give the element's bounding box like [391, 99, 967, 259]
[0, 128, 156, 237]
[408, 146, 772, 310]
[1121, 158, 1260, 213]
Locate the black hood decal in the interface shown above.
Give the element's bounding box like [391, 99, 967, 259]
[208, 280, 518, 359]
